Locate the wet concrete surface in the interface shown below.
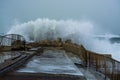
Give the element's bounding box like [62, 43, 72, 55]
[17, 50, 84, 76]
[0, 52, 20, 63]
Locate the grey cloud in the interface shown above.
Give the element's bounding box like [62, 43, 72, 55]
[0, 0, 120, 34]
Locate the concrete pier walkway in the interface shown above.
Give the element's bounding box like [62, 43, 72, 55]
[17, 50, 84, 76]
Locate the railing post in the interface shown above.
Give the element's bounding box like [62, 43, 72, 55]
[23, 40, 26, 50]
[87, 51, 89, 68]
[95, 55, 98, 71]
[104, 56, 107, 80]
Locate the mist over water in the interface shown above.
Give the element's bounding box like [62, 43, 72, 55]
[8, 18, 120, 61]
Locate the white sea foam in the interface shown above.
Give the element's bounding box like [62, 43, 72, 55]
[8, 18, 120, 61]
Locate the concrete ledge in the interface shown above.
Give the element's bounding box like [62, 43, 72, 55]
[0, 72, 86, 80]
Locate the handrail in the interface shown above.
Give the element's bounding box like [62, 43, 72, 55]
[0, 34, 26, 51]
[85, 50, 120, 80]
[63, 41, 120, 80]
[3, 34, 25, 41]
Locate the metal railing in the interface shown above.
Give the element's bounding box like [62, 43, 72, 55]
[0, 34, 25, 51]
[63, 42, 120, 80]
[85, 50, 120, 80]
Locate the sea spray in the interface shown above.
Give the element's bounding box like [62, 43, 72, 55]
[8, 18, 94, 42]
[8, 18, 120, 61]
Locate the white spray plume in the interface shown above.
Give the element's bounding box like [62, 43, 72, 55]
[8, 18, 94, 42]
[8, 18, 120, 61]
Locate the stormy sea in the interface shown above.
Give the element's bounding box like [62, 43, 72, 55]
[7, 18, 120, 61]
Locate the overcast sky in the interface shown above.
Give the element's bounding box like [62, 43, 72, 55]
[0, 0, 120, 34]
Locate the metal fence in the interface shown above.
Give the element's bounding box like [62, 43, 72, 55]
[84, 50, 120, 80]
[0, 34, 25, 51]
[63, 42, 120, 80]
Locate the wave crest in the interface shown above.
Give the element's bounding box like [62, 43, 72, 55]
[8, 18, 120, 61]
[8, 18, 94, 43]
